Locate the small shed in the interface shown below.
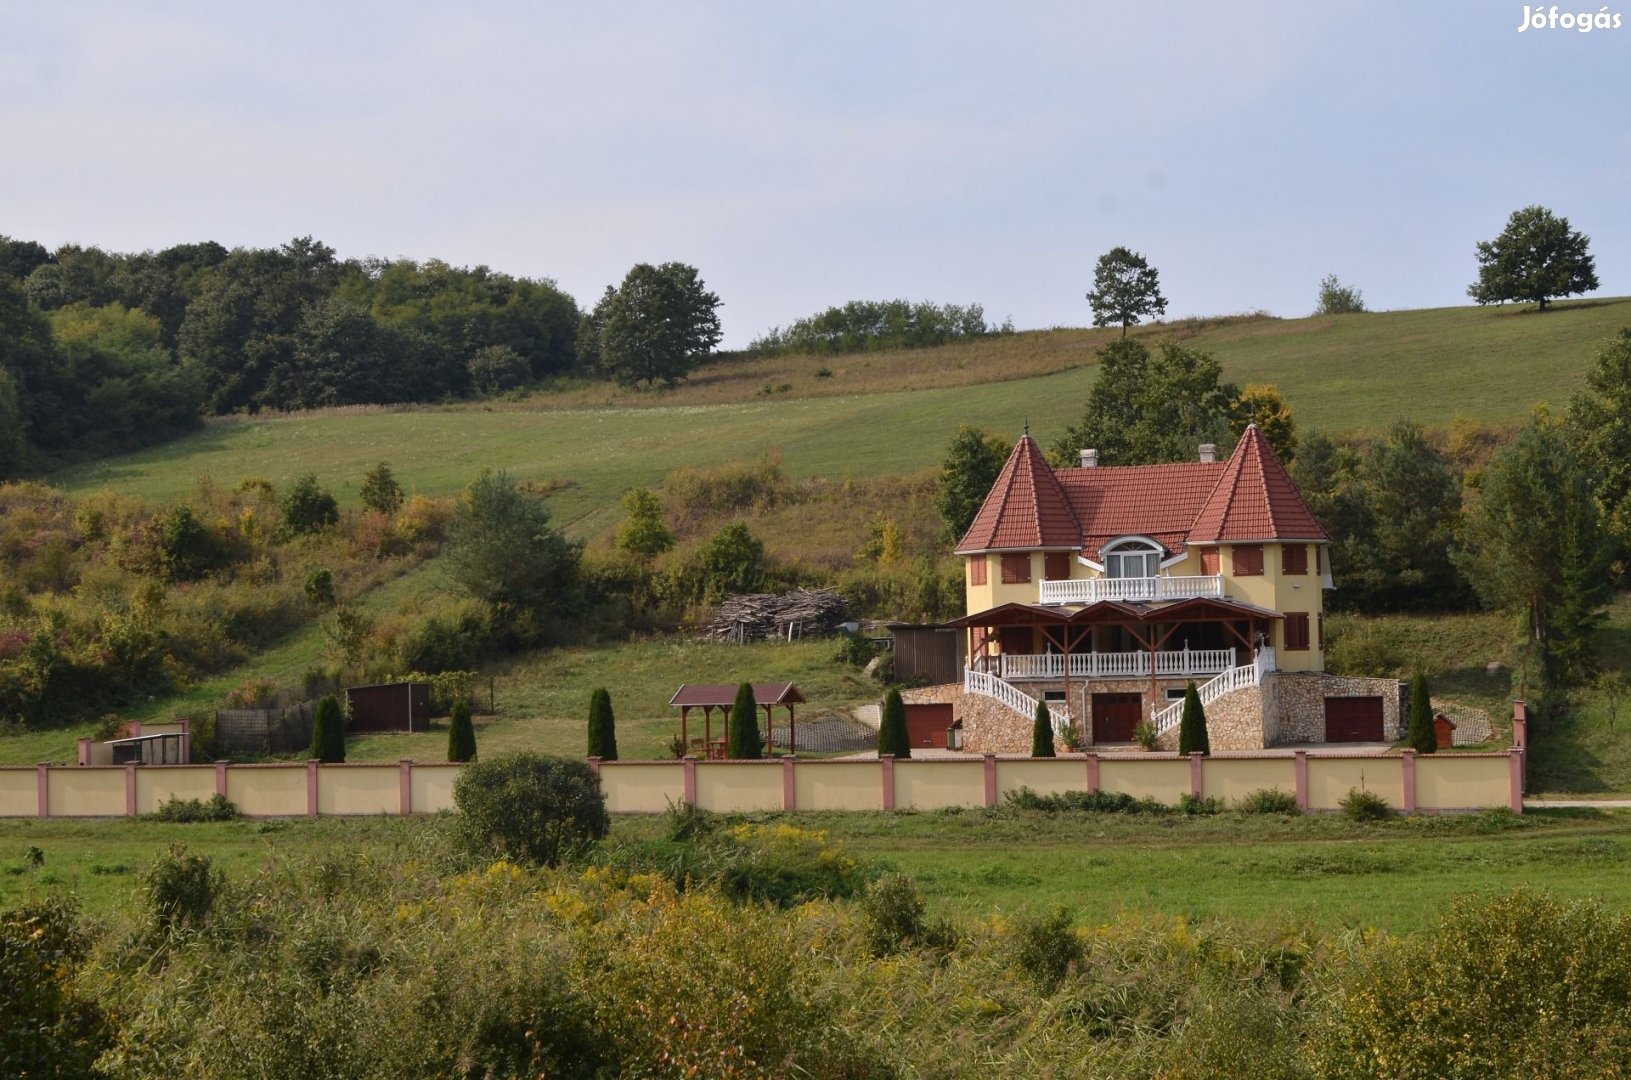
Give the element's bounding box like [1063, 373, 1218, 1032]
[888, 623, 961, 685]
[107, 731, 189, 765]
[669, 683, 806, 758]
[345, 682, 432, 734]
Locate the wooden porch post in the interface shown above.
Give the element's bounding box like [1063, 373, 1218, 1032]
[788, 704, 797, 756]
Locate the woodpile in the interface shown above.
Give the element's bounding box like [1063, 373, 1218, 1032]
[704, 588, 849, 643]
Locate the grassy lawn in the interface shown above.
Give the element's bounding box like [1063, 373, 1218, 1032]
[8, 807, 1631, 935]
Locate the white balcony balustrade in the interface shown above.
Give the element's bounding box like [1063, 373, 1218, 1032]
[1038, 575, 1224, 605]
[971, 648, 1236, 681]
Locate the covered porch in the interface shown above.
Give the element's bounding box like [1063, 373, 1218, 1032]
[668, 682, 806, 759]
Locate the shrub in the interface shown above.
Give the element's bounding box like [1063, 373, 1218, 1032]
[710, 822, 870, 907]
[1031, 698, 1056, 758]
[447, 699, 476, 762]
[1407, 671, 1436, 754]
[1009, 907, 1083, 992]
[697, 521, 766, 600]
[304, 565, 336, 607]
[1004, 786, 1167, 815]
[1326, 620, 1405, 677]
[1177, 681, 1210, 756]
[279, 472, 339, 538]
[359, 460, 405, 515]
[144, 845, 224, 934]
[1239, 788, 1300, 815]
[453, 752, 608, 867]
[150, 794, 239, 822]
[0, 898, 109, 1074]
[1133, 719, 1158, 751]
[1178, 792, 1222, 816]
[725, 681, 763, 759]
[586, 687, 617, 760]
[310, 693, 346, 762]
[859, 871, 927, 957]
[878, 686, 911, 759]
[833, 628, 880, 668]
[1340, 787, 1391, 822]
[1315, 273, 1366, 315]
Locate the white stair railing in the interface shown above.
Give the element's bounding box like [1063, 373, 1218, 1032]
[964, 668, 1072, 735]
[1150, 659, 1265, 736]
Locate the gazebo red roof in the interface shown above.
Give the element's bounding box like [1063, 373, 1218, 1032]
[668, 683, 806, 708]
[955, 424, 1328, 557]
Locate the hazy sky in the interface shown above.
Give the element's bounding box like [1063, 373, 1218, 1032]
[3, 1, 1626, 346]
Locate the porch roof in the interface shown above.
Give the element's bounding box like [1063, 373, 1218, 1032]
[668, 683, 807, 708]
[950, 596, 1282, 629]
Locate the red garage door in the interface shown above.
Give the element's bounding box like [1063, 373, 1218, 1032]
[905, 704, 953, 749]
[1324, 696, 1384, 742]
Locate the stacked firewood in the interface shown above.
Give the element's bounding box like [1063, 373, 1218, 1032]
[703, 588, 849, 642]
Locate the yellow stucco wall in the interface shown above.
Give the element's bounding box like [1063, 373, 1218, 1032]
[135, 767, 215, 813]
[1305, 757, 1402, 810]
[1415, 755, 1511, 810]
[1098, 757, 1191, 801]
[599, 763, 685, 813]
[227, 766, 309, 816]
[794, 761, 882, 811]
[84, 743, 114, 766]
[892, 760, 986, 809]
[48, 768, 125, 816]
[995, 758, 1092, 799]
[411, 765, 462, 813]
[140, 722, 188, 736]
[1200, 758, 1297, 805]
[695, 762, 784, 813]
[0, 769, 38, 816]
[317, 765, 399, 815]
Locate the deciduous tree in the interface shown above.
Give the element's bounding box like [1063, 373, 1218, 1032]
[1567, 329, 1631, 559]
[1052, 340, 1238, 466]
[444, 470, 583, 640]
[1231, 384, 1297, 463]
[615, 487, 674, 559]
[1086, 246, 1167, 337]
[1468, 205, 1598, 311]
[359, 461, 404, 516]
[935, 424, 1010, 541]
[597, 262, 722, 387]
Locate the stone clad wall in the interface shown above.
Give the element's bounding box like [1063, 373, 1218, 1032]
[1265, 672, 1404, 742]
[1170, 684, 1266, 751]
[902, 684, 1034, 754]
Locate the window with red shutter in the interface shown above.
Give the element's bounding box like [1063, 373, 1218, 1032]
[1232, 545, 1264, 576]
[1043, 552, 1070, 581]
[1284, 612, 1310, 651]
[1000, 554, 1032, 584]
[968, 556, 987, 585]
[1200, 548, 1219, 576]
[1282, 544, 1308, 575]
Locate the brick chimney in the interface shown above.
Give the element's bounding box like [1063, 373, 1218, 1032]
[1080, 448, 1099, 468]
[1198, 443, 1217, 463]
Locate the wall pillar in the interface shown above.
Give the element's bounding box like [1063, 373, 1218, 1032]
[77, 739, 92, 767]
[782, 756, 796, 811]
[880, 754, 896, 811]
[399, 759, 413, 816]
[682, 756, 698, 807]
[1512, 701, 1528, 793]
[1085, 752, 1099, 793]
[1293, 750, 1309, 811]
[1188, 753, 1204, 798]
[1509, 749, 1525, 814]
[126, 761, 138, 817]
[306, 759, 320, 818]
[1400, 750, 1417, 813]
[983, 754, 998, 807]
[215, 760, 229, 798]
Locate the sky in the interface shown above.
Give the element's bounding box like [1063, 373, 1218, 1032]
[2, 1, 1627, 347]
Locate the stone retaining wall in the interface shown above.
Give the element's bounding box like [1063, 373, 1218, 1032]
[1264, 672, 1404, 742]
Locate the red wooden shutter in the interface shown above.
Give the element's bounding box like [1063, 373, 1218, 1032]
[1000, 554, 1032, 584]
[968, 556, 987, 585]
[1044, 552, 1070, 580]
[1284, 613, 1310, 651]
[1232, 545, 1264, 576]
[1200, 548, 1220, 575]
[1282, 544, 1308, 575]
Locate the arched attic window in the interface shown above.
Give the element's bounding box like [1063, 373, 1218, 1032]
[1103, 537, 1162, 579]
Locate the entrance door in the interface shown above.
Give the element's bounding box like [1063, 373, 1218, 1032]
[1092, 693, 1144, 743]
[1323, 696, 1384, 742]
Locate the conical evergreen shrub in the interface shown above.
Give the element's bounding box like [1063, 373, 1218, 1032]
[587, 688, 618, 760]
[310, 694, 346, 763]
[1031, 698, 1056, 757]
[878, 687, 911, 759]
[448, 699, 477, 762]
[726, 682, 763, 759]
[1177, 681, 1210, 756]
[1407, 672, 1437, 754]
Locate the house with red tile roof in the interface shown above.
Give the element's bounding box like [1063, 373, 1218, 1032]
[930, 426, 1400, 752]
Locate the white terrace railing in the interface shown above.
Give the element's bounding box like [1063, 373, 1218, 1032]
[973, 648, 1236, 681]
[964, 668, 1072, 736]
[1038, 574, 1224, 605]
[1149, 648, 1277, 737]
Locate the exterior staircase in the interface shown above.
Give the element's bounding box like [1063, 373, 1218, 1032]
[963, 669, 1072, 735]
[1149, 648, 1276, 737]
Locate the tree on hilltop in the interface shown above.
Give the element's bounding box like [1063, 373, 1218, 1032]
[1086, 246, 1167, 337]
[1469, 205, 1598, 312]
[596, 262, 722, 388]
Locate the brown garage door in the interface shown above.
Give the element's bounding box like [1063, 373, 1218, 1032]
[1324, 696, 1384, 742]
[1092, 693, 1143, 743]
[905, 703, 954, 749]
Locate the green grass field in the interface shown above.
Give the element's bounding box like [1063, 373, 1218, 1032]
[5, 807, 1629, 934]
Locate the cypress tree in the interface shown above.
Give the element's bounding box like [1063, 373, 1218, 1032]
[725, 682, 763, 759]
[310, 693, 346, 763]
[878, 687, 911, 759]
[448, 699, 477, 762]
[1177, 681, 1210, 756]
[586, 688, 618, 760]
[1031, 698, 1056, 757]
[1407, 672, 1437, 754]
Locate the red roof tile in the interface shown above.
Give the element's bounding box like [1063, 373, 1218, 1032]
[954, 427, 1328, 555]
[1189, 425, 1329, 543]
[955, 435, 1081, 553]
[668, 683, 806, 708]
